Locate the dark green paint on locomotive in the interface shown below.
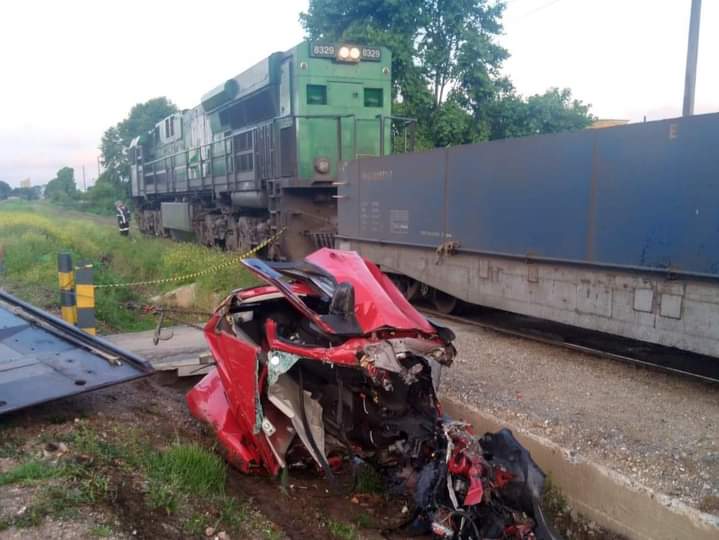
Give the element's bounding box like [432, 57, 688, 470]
[130, 40, 392, 196]
[292, 42, 392, 179]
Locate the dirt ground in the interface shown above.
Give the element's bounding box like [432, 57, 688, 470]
[0, 374, 412, 540]
[1, 338, 628, 540]
[439, 317, 719, 515]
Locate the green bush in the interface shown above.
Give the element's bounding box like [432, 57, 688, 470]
[0, 201, 256, 332]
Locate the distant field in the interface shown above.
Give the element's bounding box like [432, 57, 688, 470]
[0, 200, 256, 333]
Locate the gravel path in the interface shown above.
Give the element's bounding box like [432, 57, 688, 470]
[438, 317, 719, 515]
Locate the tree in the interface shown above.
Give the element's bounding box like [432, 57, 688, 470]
[301, 1, 594, 147]
[83, 174, 127, 214]
[524, 88, 593, 134]
[0, 181, 11, 199]
[11, 187, 39, 201]
[100, 97, 177, 186]
[302, 0, 508, 147]
[485, 88, 593, 140]
[100, 126, 126, 186]
[45, 167, 77, 203]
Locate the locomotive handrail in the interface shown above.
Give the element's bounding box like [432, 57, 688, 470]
[141, 114, 360, 169]
[377, 115, 417, 155]
[138, 113, 410, 197]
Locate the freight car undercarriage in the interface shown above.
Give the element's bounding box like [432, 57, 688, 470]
[340, 239, 719, 368]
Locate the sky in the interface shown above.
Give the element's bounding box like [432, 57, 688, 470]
[0, 0, 716, 187]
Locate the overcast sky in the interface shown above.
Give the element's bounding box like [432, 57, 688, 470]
[0, 0, 716, 187]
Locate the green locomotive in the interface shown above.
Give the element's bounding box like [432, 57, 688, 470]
[129, 41, 406, 259]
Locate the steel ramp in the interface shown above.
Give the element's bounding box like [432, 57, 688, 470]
[0, 290, 153, 416]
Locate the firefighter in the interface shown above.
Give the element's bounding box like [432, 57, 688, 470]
[115, 201, 130, 236]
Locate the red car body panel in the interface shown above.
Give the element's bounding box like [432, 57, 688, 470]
[305, 248, 436, 334]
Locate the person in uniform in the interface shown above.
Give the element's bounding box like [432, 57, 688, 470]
[115, 201, 131, 236]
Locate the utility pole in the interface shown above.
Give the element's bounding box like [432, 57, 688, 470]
[682, 0, 702, 116]
[82, 165, 87, 192]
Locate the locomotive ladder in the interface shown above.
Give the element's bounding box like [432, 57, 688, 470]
[267, 178, 282, 253]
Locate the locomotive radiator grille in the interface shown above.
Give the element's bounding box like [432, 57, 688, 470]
[310, 232, 336, 249]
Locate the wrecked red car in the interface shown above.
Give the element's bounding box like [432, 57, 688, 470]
[188, 248, 559, 539]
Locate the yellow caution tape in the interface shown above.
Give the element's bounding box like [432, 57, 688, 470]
[95, 227, 286, 289]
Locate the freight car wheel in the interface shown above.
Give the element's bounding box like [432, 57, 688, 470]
[389, 274, 420, 301]
[431, 289, 458, 314]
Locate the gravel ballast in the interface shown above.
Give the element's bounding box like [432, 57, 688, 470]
[438, 317, 719, 515]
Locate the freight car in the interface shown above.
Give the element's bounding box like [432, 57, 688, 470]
[129, 41, 413, 260]
[336, 113, 719, 358]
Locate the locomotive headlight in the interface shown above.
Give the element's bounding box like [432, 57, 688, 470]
[338, 46, 350, 59]
[349, 47, 360, 60]
[314, 156, 330, 174]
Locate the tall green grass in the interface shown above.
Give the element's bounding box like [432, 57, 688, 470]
[147, 443, 227, 495]
[0, 200, 256, 332]
[0, 460, 68, 486]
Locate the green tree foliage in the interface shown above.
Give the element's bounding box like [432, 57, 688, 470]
[44, 167, 77, 203]
[100, 97, 177, 186]
[10, 187, 39, 201]
[486, 87, 594, 140]
[301, 0, 594, 147]
[0, 181, 11, 199]
[93, 97, 177, 213]
[83, 175, 127, 214]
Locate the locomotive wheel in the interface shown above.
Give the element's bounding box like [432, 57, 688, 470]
[431, 288, 458, 314]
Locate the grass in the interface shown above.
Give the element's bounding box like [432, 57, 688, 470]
[0, 435, 24, 459]
[327, 518, 358, 540]
[0, 460, 68, 486]
[354, 462, 385, 494]
[353, 512, 376, 529]
[89, 524, 115, 537]
[0, 200, 257, 332]
[145, 443, 227, 514]
[147, 443, 226, 496]
[0, 423, 279, 537]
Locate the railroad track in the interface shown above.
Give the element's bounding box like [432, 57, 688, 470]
[419, 305, 719, 384]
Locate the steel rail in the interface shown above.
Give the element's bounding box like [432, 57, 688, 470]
[419, 307, 719, 385]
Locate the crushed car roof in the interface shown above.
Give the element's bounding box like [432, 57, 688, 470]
[242, 248, 436, 336]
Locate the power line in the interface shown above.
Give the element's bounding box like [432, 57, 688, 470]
[512, 0, 565, 21]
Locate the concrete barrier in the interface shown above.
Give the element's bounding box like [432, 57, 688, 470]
[442, 397, 719, 540]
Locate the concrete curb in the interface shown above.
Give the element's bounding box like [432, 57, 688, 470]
[442, 397, 719, 540]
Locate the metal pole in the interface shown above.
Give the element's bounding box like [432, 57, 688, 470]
[379, 116, 385, 156]
[75, 262, 96, 335]
[682, 0, 702, 116]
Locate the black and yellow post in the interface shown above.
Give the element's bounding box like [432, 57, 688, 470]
[57, 252, 77, 324]
[75, 262, 96, 335]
